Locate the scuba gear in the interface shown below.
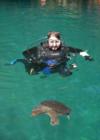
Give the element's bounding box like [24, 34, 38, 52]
[21, 43, 72, 76]
[8, 32, 93, 77]
[42, 67, 51, 75]
[44, 60, 59, 66]
[84, 55, 93, 61]
[23, 47, 38, 63]
[80, 51, 93, 61]
[9, 59, 18, 65]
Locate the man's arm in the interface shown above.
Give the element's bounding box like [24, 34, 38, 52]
[66, 46, 93, 61]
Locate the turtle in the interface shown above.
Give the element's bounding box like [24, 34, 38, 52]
[32, 100, 71, 126]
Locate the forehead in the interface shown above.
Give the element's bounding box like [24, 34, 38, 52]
[49, 35, 60, 40]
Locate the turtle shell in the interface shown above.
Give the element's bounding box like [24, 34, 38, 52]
[41, 100, 71, 115]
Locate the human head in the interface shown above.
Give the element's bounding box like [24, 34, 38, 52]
[47, 32, 61, 50]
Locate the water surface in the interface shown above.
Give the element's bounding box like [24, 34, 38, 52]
[0, 0, 100, 140]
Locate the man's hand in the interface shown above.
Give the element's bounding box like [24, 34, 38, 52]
[80, 51, 93, 61]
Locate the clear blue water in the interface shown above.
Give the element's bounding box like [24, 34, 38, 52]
[0, 0, 100, 140]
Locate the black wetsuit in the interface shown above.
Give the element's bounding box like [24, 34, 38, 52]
[14, 42, 92, 76]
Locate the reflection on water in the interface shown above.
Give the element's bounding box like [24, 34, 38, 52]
[0, 0, 100, 22]
[40, 0, 100, 10]
[43, 0, 100, 7]
[1, 0, 100, 8]
[40, 0, 46, 6]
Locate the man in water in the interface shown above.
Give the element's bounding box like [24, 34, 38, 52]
[10, 32, 93, 76]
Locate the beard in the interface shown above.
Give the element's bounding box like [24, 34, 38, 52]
[49, 46, 61, 51]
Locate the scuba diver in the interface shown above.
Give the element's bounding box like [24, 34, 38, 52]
[9, 32, 93, 76]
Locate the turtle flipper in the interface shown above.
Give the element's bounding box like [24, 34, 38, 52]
[32, 106, 44, 116]
[46, 110, 59, 126]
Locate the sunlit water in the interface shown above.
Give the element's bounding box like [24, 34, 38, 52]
[0, 0, 100, 140]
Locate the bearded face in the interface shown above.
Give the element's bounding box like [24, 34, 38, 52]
[48, 32, 61, 50]
[48, 36, 61, 50]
